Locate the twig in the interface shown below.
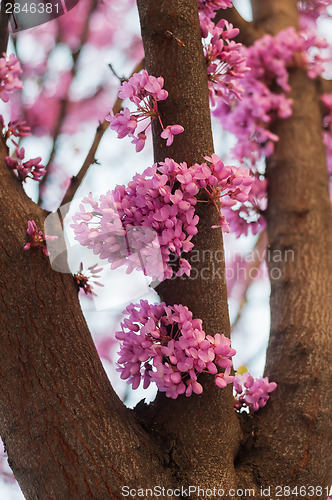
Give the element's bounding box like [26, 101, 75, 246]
[231, 230, 268, 331]
[108, 63, 125, 83]
[38, 0, 99, 204]
[60, 58, 145, 215]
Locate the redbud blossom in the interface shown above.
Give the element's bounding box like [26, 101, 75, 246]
[116, 301, 236, 399]
[6, 147, 46, 182]
[0, 117, 31, 141]
[107, 70, 184, 151]
[0, 54, 23, 102]
[72, 156, 253, 281]
[234, 369, 277, 413]
[73, 263, 104, 296]
[160, 124, 184, 146]
[24, 220, 57, 257]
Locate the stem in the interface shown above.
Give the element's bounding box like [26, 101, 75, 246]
[61, 58, 145, 215]
[38, 0, 100, 205]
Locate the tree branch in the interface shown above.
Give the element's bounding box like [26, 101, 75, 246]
[0, 142, 175, 498]
[38, 0, 100, 206]
[136, 0, 242, 491]
[61, 58, 145, 215]
[256, 66, 332, 493]
[247, 0, 332, 490]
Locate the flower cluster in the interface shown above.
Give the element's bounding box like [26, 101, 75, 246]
[198, 0, 233, 21]
[197, 0, 248, 108]
[202, 18, 249, 107]
[5, 147, 46, 182]
[234, 368, 277, 413]
[107, 70, 184, 152]
[116, 301, 236, 399]
[0, 116, 31, 142]
[222, 174, 267, 237]
[298, 0, 332, 25]
[215, 26, 328, 165]
[0, 54, 23, 103]
[204, 154, 254, 231]
[212, 26, 328, 236]
[73, 263, 104, 296]
[72, 155, 253, 281]
[23, 220, 57, 256]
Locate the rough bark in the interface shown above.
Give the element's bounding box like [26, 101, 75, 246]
[136, 0, 242, 492]
[248, 0, 332, 492]
[252, 67, 332, 493]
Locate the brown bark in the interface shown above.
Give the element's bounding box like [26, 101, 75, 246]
[251, 0, 299, 33]
[253, 68, 332, 492]
[248, 0, 332, 492]
[136, 0, 243, 492]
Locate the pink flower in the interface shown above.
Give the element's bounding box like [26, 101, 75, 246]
[131, 132, 146, 152]
[107, 70, 184, 152]
[160, 124, 184, 146]
[72, 156, 253, 281]
[176, 258, 191, 277]
[5, 147, 46, 182]
[298, 0, 332, 24]
[73, 263, 104, 296]
[107, 108, 138, 139]
[214, 26, 327, 166]
[24, 220, 57, 256]
[201, 17, 249, 108]
[234, 370, 277, 413]
[0, 117, 31, 140]
[0, 54, 23, 102]
[215, 366, 234, 388]
[198, 0, 233, 21]
[115, 301, 236, 399]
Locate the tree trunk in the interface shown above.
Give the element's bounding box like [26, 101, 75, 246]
[249, 0, 332, 491]
[136, 0, 242, 492]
